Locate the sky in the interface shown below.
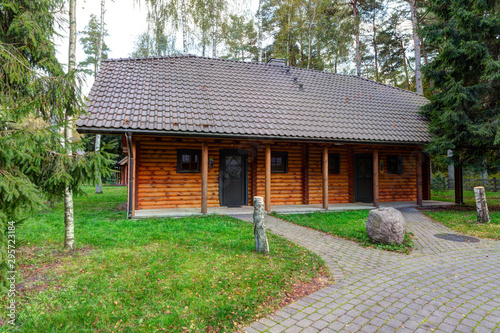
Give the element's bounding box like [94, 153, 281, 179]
[56, 0, 258, 95]
[56, 0, 412, 95]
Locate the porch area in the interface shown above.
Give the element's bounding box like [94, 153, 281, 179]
[133, 200, 453, 219]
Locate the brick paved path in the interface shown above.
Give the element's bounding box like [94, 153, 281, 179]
[236, 209, 500, 333]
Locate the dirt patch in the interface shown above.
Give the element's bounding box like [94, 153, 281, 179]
[278, 275, 331, 308]
[234, 275, 332, 332]
[114, 202, 127, 211]
[16, 246, 93, 295]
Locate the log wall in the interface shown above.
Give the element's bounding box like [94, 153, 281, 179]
[133, 135, 425, 210]
[136, 136, 255, 209]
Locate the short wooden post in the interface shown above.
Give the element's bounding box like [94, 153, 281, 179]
[322, 146, 328, 210]
[474, 186, 491, 223]
[201, 141, 208, 214]
[373, 150, 379, 208]
[253, 196, 269, 254]
[494, 177, 497, 192]
[416, 151, 423, 206]
[265, 145, 271, 212]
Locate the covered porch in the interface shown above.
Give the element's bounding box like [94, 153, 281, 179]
[133, 200, 453, 219]
[125, 135, 432, 219]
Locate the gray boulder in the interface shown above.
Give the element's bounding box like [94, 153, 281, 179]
[366, 208, 406, 244]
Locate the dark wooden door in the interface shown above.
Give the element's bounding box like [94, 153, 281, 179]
[219, 150, 248, 206]
[355, 154, 373, 202]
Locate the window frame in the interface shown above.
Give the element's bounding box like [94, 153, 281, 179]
[328, 153, 341, 174]
[387, 155, 404, 175]
[271, 151, 288, 173]
[176, 149, 202, 173]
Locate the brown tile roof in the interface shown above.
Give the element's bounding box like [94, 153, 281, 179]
[76, 55, 431, 144]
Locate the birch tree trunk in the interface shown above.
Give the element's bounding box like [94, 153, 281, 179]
[65, 0, 77, 250]
[258, 0, 262, 62]
[353, 0, 361, 76]
[95, 0, 105, 194]
[409, 0, 423, 95]
[212, 14, 216, 56]
[474, 187, 491, 223]
[181, 0, 187, 53]
[253, 197, 269, 254]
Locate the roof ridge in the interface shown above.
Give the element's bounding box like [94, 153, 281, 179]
[102, 54, 425, 98]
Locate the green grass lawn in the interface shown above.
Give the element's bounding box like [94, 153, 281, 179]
[423, 209, 500, 240]
[431, 189, 500, 207]
[425, 190, 500, 239]
[4, 186, 329, 332]
[274, 210, 413, 254]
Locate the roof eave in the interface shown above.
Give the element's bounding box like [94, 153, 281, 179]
[77, 126, 429, 147]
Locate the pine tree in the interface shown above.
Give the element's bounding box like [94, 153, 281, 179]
[420, 0, 500, 169]
[1, 0, 116, 287]
[78, 14, 110, 78]
[222, 14, 258, 61]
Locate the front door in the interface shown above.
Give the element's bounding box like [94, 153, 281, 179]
[355, 154, 373, 202]
[219, 150, 248, 206]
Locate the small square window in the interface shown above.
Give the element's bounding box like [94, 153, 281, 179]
[387, 155, 404, 174]
[271, 152, 288, 173]
[328, 153, 340, 174]
[177, 149, 201, 173]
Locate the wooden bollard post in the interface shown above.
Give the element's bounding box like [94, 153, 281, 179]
[474, 186, 491, 223]
[253, 196, 269, 254]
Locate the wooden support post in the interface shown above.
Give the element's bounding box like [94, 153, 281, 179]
[201, 141, 208, 214]
[126, 133, 134, 219]
[348, 148, 355, 203]
[251, 146, 258, 201]
[133, 141, 139, 214]
[373, 150, 379, 208]
[302, 144, 309, 204]
[454, 165, 463, 204]
[416, 151, 423, 206]
[322, 146, 328, 210]
[265, 144, 271, 212]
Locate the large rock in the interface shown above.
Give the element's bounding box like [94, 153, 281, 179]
[366, 207, 406, 244]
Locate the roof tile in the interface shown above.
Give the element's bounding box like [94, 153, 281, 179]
[77, 55, 431, 143]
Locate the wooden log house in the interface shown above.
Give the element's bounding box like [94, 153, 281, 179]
[77, 56, 432, 218]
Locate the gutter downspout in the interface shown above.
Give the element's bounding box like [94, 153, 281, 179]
[125, 131, 134, 219]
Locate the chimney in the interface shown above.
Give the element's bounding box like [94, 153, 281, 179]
[267, 58, 286, 66]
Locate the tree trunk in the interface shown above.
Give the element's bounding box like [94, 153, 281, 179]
[95, 0, 105, 195]
[286, 12, 290, 66]
[181, 0, 187, 53]
[353, 0, 361, 76]
[211, 0, 216, 58]
[94, 134, 103, 193]
[65, 0, 77, 250]
[253, 196, 269, 254]
[258, 0, 262, 62]
[447, 149, 454, 188]
[474, 187, 491, 223]
[409, 0, 423, 95]
[373, 12, 379, 82]
[399, 37, 410, 90]
[421, 39, 428, 65]
[481, 158, 489, 179]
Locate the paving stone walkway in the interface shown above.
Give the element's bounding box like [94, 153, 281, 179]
[235, 208, 500, 333]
